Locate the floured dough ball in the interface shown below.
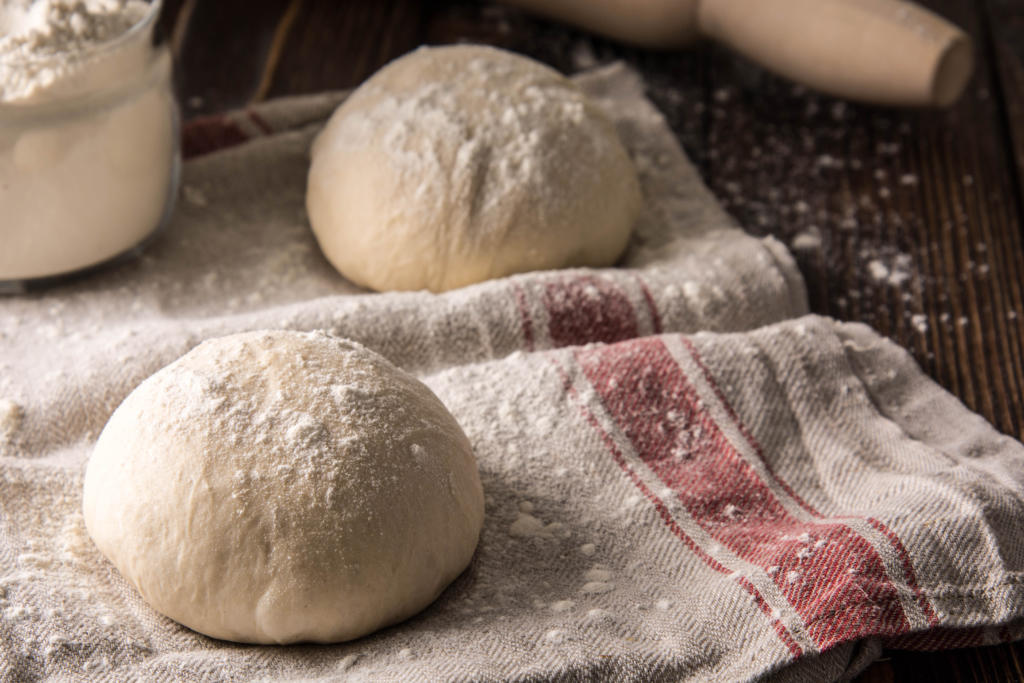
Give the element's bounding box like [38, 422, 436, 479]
[306, 44, 643, 292]
[82, 330, 484, 644]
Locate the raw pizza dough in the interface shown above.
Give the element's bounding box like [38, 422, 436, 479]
[82, 330, 485, 644]
[306, 44, 643, 292]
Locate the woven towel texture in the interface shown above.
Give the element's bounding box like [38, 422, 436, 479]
[0, 64, 1021, 682]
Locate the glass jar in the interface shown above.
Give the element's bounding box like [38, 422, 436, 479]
[0, 0, 180, 291]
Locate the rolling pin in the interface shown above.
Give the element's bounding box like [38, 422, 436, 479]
[501, 0, 973, 106]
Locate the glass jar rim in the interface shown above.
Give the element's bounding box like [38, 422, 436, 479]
[0, 0, 166, 115]
[0, 0, 163, 69]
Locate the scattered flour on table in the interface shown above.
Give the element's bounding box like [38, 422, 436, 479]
[866, 253, 914, 288]
[867, 259, 890, 282]
[790, 227, 822, 252]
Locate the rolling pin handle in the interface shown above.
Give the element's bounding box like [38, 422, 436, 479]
[500, 0, 972, 107]
[696, 0, 973, 107]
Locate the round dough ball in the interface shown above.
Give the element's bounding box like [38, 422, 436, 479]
[306, 44, 643, 292]
[82, 330, 484, 644]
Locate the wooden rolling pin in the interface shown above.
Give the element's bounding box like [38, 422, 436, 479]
[502, 0, 973, 106]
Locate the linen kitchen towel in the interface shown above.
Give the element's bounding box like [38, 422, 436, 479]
[0, 64, 1021, 682]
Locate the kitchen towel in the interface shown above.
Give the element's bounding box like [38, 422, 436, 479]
[0, 63, 1021, 682]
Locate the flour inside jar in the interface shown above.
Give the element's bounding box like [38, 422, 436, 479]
[0, 0, 179, 285]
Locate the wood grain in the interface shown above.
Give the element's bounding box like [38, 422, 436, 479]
[173, 0, 292, 115]
[264, 0, 424, 98]
[168, 0, 1024, 679]
[985, 0, 1024, 205]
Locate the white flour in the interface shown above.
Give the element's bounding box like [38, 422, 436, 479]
[0, 0, 149, 103]
[0, 0, 178, 282]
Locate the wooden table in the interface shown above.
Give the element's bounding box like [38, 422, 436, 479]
[165, 0, 1024, 679]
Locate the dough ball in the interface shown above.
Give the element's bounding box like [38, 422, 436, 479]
[82, 330, 484, 644]
[306, 44, 643, 292]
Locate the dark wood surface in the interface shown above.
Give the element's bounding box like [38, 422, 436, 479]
[166, 0, 1024, 680]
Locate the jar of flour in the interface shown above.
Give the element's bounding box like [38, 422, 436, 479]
[0, 0, 179, 288]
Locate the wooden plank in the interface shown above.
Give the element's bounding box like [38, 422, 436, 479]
[171, 0, 293, 116]
[878, 643, 1024, 682]
[170, 0, 424, 116]
[985, 0, 1024, 206]
[980, 7, 1024, 676]
[264, 0, 425, 98]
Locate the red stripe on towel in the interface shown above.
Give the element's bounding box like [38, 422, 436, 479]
[678, 336, 938, 629]
[181, 115, 250, 159]
[634, 275, 663, 334]
[574, 338, 911, 649]
[247, 110, 274, 135]
[543, 275, 638, 348]
[512, 284, 535, 352]
[555, 360, 804, 658]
